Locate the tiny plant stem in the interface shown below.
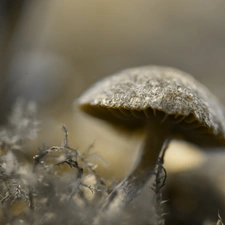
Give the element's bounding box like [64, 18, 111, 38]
[152, 141, 169, 225]
[94, 118, 171, 224]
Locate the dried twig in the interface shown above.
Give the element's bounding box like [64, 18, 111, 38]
[151, 140, 170, 225]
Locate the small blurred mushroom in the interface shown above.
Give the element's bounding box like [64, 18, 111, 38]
[77, 66, 225, 221]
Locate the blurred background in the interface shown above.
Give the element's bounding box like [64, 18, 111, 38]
[0, 1, 225, 224]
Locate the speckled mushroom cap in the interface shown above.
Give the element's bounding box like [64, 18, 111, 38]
[77, 66, 225, 147]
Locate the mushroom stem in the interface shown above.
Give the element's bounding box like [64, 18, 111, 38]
[94, 118, 171, 224]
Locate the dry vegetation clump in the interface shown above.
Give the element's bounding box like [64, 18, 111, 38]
[0, 100, 110, 225]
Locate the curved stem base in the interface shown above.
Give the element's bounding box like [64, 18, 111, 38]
[94, 118, 171, 224]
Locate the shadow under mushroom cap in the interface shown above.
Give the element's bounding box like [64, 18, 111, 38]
[77, 66, 225, 147]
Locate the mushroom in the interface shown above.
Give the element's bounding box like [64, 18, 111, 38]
[76, 66, 225, 221]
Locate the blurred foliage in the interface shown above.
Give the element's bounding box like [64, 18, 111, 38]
[0, 100, 110, 225]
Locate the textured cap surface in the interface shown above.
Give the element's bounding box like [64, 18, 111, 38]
[77, 66, 225, 147]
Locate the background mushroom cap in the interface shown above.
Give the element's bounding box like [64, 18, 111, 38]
[77, 66, 225, 147]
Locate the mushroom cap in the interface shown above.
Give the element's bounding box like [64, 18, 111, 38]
[77, 66, 225, 147]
